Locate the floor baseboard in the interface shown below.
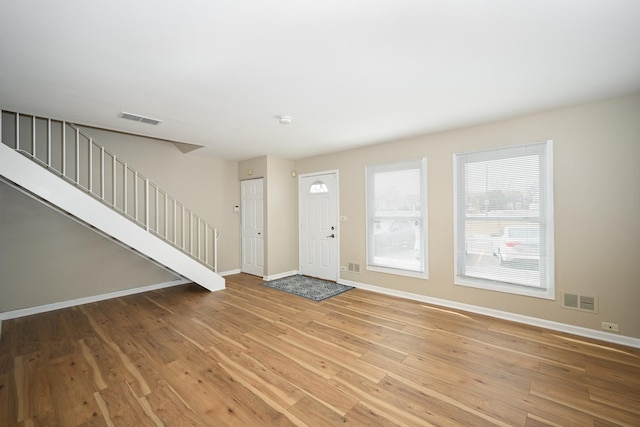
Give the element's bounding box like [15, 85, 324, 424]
[263, 270, 299, 281]
[339, 278, 640, 349]
[0, 278, 191, 323]
[219, 269, 242, 277]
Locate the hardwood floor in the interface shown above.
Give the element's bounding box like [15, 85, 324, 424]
[1, 273, 639, 426]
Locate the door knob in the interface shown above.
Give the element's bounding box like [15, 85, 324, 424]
[326, 233, 335, 238]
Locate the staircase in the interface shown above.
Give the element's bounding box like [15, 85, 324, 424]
[0, 110, 225, 292]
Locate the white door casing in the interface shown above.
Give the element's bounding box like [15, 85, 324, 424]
[241, 178, 264, 277]
[299, 172, 339, 281]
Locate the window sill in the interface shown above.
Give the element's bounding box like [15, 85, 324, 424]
[455, 275, 555, 300]
[367, 265, 429, 280]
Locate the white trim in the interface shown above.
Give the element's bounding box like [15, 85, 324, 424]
[218, 270, 299, 281]
[264, 270, 299, 281]
[454, 275, 555, 300]
[338, 278, 640, 349]
[298, 169, 339, 179]
[367, 265, 428, 280]
[219, 269, 242, 277]
[0, 278, 190, 322]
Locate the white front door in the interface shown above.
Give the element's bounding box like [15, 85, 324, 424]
[241, 178, 264, 277]
[299, 172, 339, 281]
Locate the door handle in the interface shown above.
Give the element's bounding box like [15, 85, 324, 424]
[326, 233, 335, 238]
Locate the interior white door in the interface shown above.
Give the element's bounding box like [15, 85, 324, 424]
[300, 173, 338, 281]
[241, 178, 264, 277]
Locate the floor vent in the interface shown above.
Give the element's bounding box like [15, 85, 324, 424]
[348, 262, 360, 273]
[562, 292, 598, 313]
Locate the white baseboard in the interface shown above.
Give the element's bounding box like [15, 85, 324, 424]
[264, 270, 299, 281]
[219, 269, 242, 277]
[0, 278, 191, 323]
[338, 278, 640, 349]
[219, 269, 299, 281]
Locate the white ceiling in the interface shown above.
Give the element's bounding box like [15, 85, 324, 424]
[1, 1, 639, 161]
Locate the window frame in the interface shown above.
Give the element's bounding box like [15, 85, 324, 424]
[453, 141, 555, 299]
[366, 158, 428, 279]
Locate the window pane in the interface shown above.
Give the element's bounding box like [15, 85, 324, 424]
[455, 141, 553, 298]
[464, 155, 539, 216]
[374, 169, 421, 217]
[371, 219, 421, 271]
[464, 220, 541, 287]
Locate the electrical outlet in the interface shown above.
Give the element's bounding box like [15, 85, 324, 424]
[601, 322, 619, 332]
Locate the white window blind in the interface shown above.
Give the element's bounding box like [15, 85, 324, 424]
[366, 158, 427, 278]
[454, 141, 554, 299]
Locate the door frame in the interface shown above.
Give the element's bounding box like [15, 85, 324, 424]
[298, 170, 340, 281]
[240, 177, 264, 277]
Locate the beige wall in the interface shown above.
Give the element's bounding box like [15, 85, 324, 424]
[295, 93, 640, 339]
[238, 156, 267, 181]
[265, 156, 298, 276]
[80, 127, 241, 274]
[0, 182, 179, 312]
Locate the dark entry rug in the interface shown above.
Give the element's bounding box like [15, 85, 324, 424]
[261, 275, 354, 301]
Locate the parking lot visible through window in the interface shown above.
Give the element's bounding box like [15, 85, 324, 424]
[454, 141, 554, 299]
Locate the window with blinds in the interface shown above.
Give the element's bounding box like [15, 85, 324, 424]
[366, 158, 428, 278]
[453, 141, 554, 299]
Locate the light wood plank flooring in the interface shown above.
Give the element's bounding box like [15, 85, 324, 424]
[1, 273, 639, 426]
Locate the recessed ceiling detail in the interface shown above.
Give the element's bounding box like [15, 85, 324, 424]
[120, 112, 162, 126]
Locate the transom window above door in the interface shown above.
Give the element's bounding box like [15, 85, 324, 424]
[309, 181, 328, 193]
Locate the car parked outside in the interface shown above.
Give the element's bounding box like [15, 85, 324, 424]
[374, 220, 417, 255]
[492, 226, 540, 264]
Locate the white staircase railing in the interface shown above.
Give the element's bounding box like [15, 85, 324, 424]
[1, 110, 218, 273]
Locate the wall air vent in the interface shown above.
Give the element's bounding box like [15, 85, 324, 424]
[348, 262, 360, 273]
[562, 292, 598, 313]
[119, 112, 162, 125]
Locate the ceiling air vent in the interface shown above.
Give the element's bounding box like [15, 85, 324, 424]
[119, 112, 162, 125]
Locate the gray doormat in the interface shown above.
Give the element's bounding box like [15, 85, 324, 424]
[261, 275, 354, 301]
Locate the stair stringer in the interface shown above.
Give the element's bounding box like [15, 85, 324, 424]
[0, 142, 225, 292]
